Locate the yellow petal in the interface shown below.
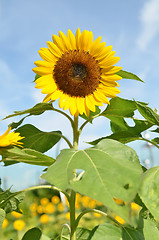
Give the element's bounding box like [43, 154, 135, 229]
[34, 60, 53, 68]
[101, 74, 122, 81]
[85, 95, 96, 112]
[98, 86, 120, 98]
[47, 41, 62, 58]
[41, 83, 57, 94]
[38, 48, 56, 62]
[89, 36, 102, 55]
[99, 57, 120, 68]
[59, 31, 70, 50]
[90, 42, 106, 58]
[69, 97, 77, 116]
[59, 94, 69, 109]
[99, 80, 119, 87]
[32, 67, 52, 75]
[52, 34, 66, 53]
[76, 97, 85, 115]
[75, 28, 81, 50]
[50, 90, 63, 101]
[93, 91, 109, 104]
[96, 46, 113, 61]
[43, 93, 52, 103]
[67, 29, 76, 50]
[63, 95, 72, 110]
[79, 30, 93, 52]
[102, 66, 122, 75]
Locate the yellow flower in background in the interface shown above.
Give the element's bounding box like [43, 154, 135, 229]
[115, 215, 125, 225]
[93, 212, 102, 218]
[2, 219, 8, 229]
[40, 197, 49, 206]
[30, 203, 37, 212]
[0, 127, 24, 147]
[44, 203, 55, 214]
[57, 202, 64, 212]
[51, 195, 60, 204]
[13, 220, 25, 231]
[131, 202, 140, 211]
[40, 214, 50, 224]
[33, 29, 122, 117]
[11, 211, 23, 218]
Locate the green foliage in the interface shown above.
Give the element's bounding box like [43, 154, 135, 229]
[89, 223, 121, 240]
[0, 188, 24, 213]
[1, 147, 55, 166]
[22, 227, 42, 240]
[89, 97, 157, 146]
[42, 139, 142, 222]
[15, 124, 62, 153]
[0, 208, 5, 229]
[139, 166, 159, 222]
[5, 102, 54, 129]
[116, 70, 144, 82]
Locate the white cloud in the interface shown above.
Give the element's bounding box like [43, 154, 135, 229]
[137, 0, 159, 50]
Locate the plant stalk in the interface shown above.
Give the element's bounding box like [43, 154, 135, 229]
[69, 116, 79, 240]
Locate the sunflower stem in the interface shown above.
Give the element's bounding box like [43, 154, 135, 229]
[69, 116, 79, 240]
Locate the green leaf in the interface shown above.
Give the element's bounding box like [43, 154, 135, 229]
[135, 101, 159, 125]
[122, 226, 144, 240]
[1, 147, 55, 166]
[116, 70, 144, 82]
[0, 189, 24, 213]
[89, 223, 122, 240]
[77, 228, 91, 240]
[22, 227, 42, 240]
[143, 218, 159, 240]
[4, 102, 54, 121]
[102, 97, 137, 118]
[42, 139, 142, 222]
[139, 166, 159, 222]
[80, 106, 101, 123]
[151, 137, 159, 145]
[15, 124, 62, 153]
[0, 208, 5, 229]
[89, 97, 152, 145]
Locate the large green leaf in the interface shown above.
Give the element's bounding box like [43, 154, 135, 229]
[139, 166, 159, 222]
[116, 70, 144, 82]
[0, 208, 5, 229]
[1, 147, 55, 166]
[15, 124, 62, 153]
[42, 139, 142, 222]
[89, 223, 121, 240]
[89, 97, 152, 145]
[22, 227, 42, 240]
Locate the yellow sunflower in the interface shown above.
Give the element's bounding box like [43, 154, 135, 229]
[33, 29, 122, 116]
[0, 127, 24, 147]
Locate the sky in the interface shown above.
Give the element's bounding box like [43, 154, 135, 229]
[0, 0, 159, 190]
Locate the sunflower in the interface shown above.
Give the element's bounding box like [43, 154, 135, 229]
[33, 29, 122, 116]
[0, 127, 24, 147]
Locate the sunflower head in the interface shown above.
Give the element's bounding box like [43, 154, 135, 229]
[0, 127, 24, 147]
[33, 29, 122, 117]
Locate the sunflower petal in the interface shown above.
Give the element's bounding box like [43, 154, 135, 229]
[47, 41, 62, 58]
[32, 67, 52, 75]
[52, 34, 66, 53]
[67, 29, 76, 50]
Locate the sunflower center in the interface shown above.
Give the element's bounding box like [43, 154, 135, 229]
[53, 50, 101, 97]
[69, 64, 87, 82]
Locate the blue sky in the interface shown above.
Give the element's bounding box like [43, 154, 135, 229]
[0, 0, 159, 190]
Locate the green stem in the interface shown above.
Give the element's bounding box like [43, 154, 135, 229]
[19, 185, 70, 203]
[51, 132, 73, 148]
[69, 116, 79, 240]
[52, 107, 75, 129]
[74, 209, 121, 230]
[79, 112, 101, 133]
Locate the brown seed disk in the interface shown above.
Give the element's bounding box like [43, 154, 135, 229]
[53, 50, 101, 97]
